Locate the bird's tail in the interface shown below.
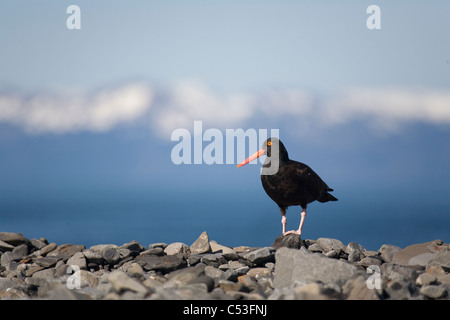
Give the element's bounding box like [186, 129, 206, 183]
[317, 192, 338, 203]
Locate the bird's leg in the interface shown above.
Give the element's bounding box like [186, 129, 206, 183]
[284, 208, 307, 236]
[279, 208, 287, 234]
[297, 208, 307, 235]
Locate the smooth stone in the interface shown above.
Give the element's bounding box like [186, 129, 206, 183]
[108, 270, 148, 295]
[102, 247, 121, 265]
[358, 256, 383, 267]
[0, 240, 15, 251]
[391, 240, 441, 266]
[37, 242, 58, 257]
[416, 273, 437, 286]
[247, 267, 272, 278]
[164, 242, 190, 255]
[135, 254, 187, 273]
[408, 252, 437, 266]
[210, 241, 236, 255]
[83, 250, 104, 265]
[243, 247, 275, 265]
[419, 285, 447, 299]
[346, 242, 366, 262]
[67, 252, 87, 270]
[190, 231, 211, 254]
[272, 234, 304, 250]
[47, 244, 85, 260]
[0, 232, 29, 246]
[274, 247, 360, 288]
[317, 238, 345, 254]
[35, 257, 60, 268]
[342, 276, 380, 300]
[378, 244, 401, 263]
[307, 243, 323, 253]
[429, 251, 450, 271]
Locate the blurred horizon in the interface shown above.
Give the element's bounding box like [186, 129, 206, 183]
[1, 1, 449, 251]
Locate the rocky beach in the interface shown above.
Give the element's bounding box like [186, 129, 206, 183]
[0, 231, 449, 300]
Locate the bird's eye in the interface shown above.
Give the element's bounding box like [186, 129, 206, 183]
[267, 141, 272, 146]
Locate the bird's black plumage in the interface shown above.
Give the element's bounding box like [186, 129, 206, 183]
[260, 137, 337, 212]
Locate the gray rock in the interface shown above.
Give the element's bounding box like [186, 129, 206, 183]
[119, 240, 145, 254]
[190, 231, 211, 254]
[307, 243, 323, 253]
[268, 287, 296, 300]
[274, 247, 360, 288]
[429, 251, 450, 271]
[1, 252, 15, 267]
[0, 277, 26, 292]
[419, 285, 447, 299]
[123, 262, 144, 277]
[32, 268, 56, 280]
[30, 238, 47, 250]
[47, 244, 85, 260]
[272, 234, 304, 250]
[243, 247, 275, 265]
[346, 242, 366, 262]
[380, 263, 421, 284]
[36, 242, 57, 257]
[149, 283, 211, 300]
[209, 241, 236, 255]
[317, 238, 345, 254]
[102, 247, 121, 265]
[343, 276, 380, 300]
[293, 282, 330, 300]
[0, 232, 29, 246]
[149, 243, 168, 249]
[35, 256, 60, 268]
[247, 267, 272, 278]
[164, 242, 190, 255]
[391, 240, 440, 266]
[89, 244, 118, 254]
[10, 244, 29, 261]
[200, 253, 227, 267]
[108, 270, 148, 295]
[135, 253, 187, 273]
[0, 240, 15, 251]
[83, 250, 104, 265]
[204, 266, 226, 280]
[189, 276, 215, 292]
[385, 279, 413, 300]
[378, 244, 401, 263]
[116, 248, 131, 259]
[358, 256, 383, 268]
[67, 251, 87, 270]
[416, 273, 437, 286]
[409, 253, 437, 267]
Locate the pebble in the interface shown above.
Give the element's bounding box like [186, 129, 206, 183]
[0, 231, 448, 300]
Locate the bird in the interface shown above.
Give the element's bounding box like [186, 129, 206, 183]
[237, 137, 337, 236]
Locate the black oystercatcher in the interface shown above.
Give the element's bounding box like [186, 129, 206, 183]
[237, 137, 337, 236]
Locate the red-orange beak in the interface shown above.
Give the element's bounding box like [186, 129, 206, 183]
[237, 149, 265, 167]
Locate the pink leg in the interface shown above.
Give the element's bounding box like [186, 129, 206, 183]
[284, 208, 307, 236]
[279, 208, 287, 234]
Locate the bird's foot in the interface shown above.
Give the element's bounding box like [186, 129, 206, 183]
[283, 230, 301, 236]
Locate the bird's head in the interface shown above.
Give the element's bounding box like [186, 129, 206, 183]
[237, 137, 289, 168]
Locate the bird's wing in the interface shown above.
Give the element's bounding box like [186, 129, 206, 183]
[292, 161, 331, 193]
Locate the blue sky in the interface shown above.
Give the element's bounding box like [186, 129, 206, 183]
[0, 1, 449, 249]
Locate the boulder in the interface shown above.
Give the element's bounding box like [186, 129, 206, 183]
[273, 247, 360, 288]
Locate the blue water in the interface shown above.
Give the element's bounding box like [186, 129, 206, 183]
[1, 185, 449, 251]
